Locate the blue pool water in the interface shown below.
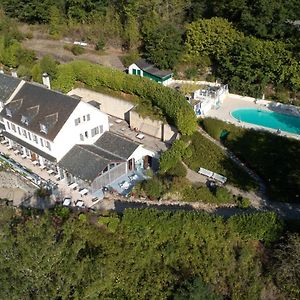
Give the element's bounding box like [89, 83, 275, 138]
[231, 108, 300, 135]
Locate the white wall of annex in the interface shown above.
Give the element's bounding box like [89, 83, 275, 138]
[128, 145, 156, 162]
[53, 101, 109, 161]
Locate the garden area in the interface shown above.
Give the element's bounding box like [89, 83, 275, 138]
[183, 132, 258, 191]
[200, 118, 300, 203]
[1, 206, 298, 300]
[131, 138, 253, 207]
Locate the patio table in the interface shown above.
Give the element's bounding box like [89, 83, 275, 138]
[1, 140, 8, 144]
[79, 188, 89, 196]
[21, 154, 27, 159]
[69, 182, 78, 190]
[7, 145, 12, 150]
[13, 150, 19, 154]
[32, 160, 39, 165]
[136, 133, 145, 140]
[47, 169, 54, 174]
[54, 174, 61, 180]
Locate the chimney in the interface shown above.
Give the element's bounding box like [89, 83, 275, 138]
[42, 73, 51, 89]
[11, 69, 18, 78]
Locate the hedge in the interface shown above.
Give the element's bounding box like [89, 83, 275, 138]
[52, 61, 197, 135]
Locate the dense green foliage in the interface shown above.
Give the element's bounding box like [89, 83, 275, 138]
[183, 132, 257, 191]
[201, 118, 300, 203]
[51, 60, 197, 134]
[271, 233, 300, 299]
[1, 0, 299, 100]
[0, 207, 290, 299]
[159, 140, 189, 173]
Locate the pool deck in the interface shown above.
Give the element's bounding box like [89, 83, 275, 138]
[205, 94, 300, 140]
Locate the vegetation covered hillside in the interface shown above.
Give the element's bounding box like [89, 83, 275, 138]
[1, 206, 299, 299]
[1, 0, 300, 103]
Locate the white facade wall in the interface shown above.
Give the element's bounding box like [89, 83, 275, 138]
[52, 101, 109, 161]
[3, 117, 54, 157]
[3, 101, 109, 162]
[128, 145, 156, 162]
[128, 63, 143, 76]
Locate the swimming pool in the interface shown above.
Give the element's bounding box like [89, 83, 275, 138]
[231, 108, 300, 135]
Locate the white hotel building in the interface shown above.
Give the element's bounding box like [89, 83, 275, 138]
[0, 73, 155, 193]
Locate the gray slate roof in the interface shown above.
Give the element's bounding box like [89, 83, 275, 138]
[134, 59, 173, 79]
[0, 82, 80, 141]
[59, 144, 125, 181]
[59, 132, 141, 181]
[94, 131, 140, 160]
[0, 74, 21, 103]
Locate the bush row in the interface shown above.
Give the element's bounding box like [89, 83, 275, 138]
[52, 61, 197, 135]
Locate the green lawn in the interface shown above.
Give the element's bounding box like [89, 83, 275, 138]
[183, 132, 258, 191]
[200, 118, 300, 203]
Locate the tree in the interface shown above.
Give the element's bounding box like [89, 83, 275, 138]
[123, 14, 140, 50]
[174, 277, 222, 300]
[271, 233, 300, 299]
[185, 17, 243, 60]
[49, 5, 62, 37]
[144, 23, 183, 69]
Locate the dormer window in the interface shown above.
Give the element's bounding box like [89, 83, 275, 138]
[21, 115, 29, 126]
[6, 108, 12, 117]
[40, 123, 48, 134]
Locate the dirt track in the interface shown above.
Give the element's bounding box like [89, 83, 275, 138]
[22, 38, 125, 70]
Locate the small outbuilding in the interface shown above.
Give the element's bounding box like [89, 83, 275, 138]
[128, 59, 173, 86]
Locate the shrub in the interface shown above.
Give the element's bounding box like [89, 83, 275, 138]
[71, 45, 85, 56]
[95, 37, 105, 51]
[142, 177, 163, 199]
[53, 206, 70, 220]
[167, 161, 187, 177]
[121, 51, 140, 67]
[228, 212, 284, 245]
[159, 140, 188, 173]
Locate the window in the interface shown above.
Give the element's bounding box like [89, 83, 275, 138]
[91, 126, 99, 137]
[6, 121, 11, 130]
[11, 123, 16, 132]
[80, 134, 84, 141]
[87, 114, 90, 121]
[6, 108, 12, 117]
[22, 129, 27, 138]
[85, 131, 88, 138]
[17, 127, 21, 135]
[109, 163, 115, 169]
[33, 134, 38, 144]
[40, 124, 48, 134]
[75, 117, 80, 126]
[99, 125, 103, 134]
[40, 138, 44, 147]
[46, 141, 51, 150]
[83, 115, 86, 122]
[28, 132, 31, 140]
[21, 115, 29, 125]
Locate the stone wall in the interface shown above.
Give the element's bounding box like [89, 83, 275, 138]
[68, 88, 134, 121]
[129, 110, 177, 143]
